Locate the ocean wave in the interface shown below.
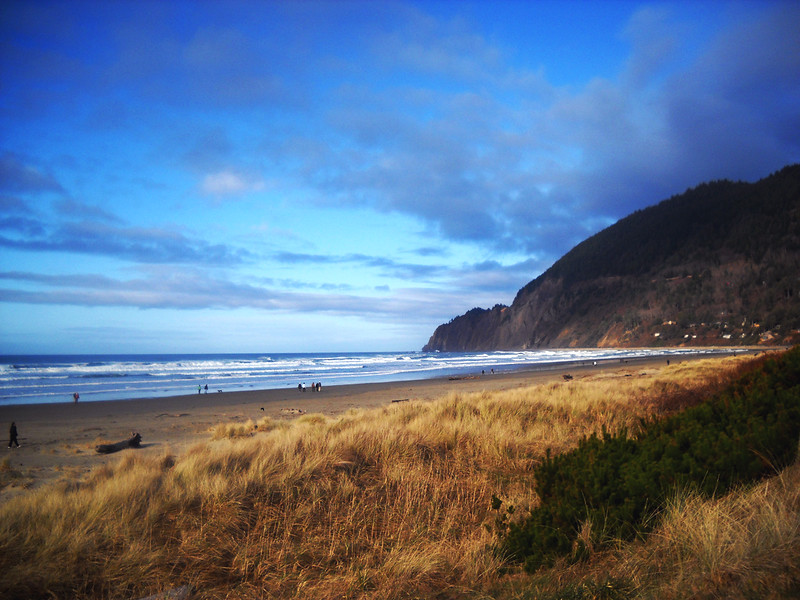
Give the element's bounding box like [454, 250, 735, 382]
[81, 373, 128, 378]
[0, 348, 734, 406]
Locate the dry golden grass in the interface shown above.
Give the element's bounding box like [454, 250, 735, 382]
[0, 353, 794, 599]
[608, 462, 800, 600]
[210, 416, 288, 440]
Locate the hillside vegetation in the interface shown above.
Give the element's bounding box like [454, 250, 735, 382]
[1, 350, 798, 599]
[424, 164, 800, 351]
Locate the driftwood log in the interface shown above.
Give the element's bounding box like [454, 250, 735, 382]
[96, 432, 142, 454]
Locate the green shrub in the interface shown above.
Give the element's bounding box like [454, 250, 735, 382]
[499, 346, 800, 572]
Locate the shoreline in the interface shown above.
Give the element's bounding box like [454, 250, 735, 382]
[0, 347, 758, 408]
[1, 346, 757, 410]
[0, 349, 767, 502]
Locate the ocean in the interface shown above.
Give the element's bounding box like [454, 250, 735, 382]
[0, 348, 732, 406]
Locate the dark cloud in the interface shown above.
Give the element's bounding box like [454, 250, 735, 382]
[659, 3, 800, 182]
[0, 193, 47, 235]
[273, 251, 337, 264]
[411, 246, 447, 258]
[0, 220, 252, 265]
[445, 257, 547, 298]
[0, 196, 27, 212]
[179, 127, 236, 172]
[370, 7, 504, 85]
[54, 200, 122, 223]
[0, 216, 46, 237]
[0, 271, 117, 288]
[107, 6, 307, 111]
[273, 250, 444, 281]
[566, 3, 800, 218]
[286, 2, 799, 262]
[0, 153, 64, 194]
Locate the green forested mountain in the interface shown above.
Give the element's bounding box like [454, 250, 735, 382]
[423, 165, 800, 351]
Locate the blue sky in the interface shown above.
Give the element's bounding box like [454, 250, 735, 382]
[1, 0, 798, 354]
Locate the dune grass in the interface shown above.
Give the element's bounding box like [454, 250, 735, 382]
[637, 462, 800, 598]
[0, 352, 795, 599]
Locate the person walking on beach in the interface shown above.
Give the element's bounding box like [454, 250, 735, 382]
[73, 392, 79, 403]
[204, 384, 208, 393]
[8, 422, 19, 448]
[198, 385, 202, 394]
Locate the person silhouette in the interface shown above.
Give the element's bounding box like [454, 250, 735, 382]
[8, 422, 19, 448]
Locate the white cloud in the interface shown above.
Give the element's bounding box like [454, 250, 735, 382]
[200, 170, 265, 197]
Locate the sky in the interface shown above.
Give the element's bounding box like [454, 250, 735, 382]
[1, 0, 799, 354]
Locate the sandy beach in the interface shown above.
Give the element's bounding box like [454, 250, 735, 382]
[0, 353, 744, 502]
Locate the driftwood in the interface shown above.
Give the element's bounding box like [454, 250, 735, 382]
[95, 432, 142, 454]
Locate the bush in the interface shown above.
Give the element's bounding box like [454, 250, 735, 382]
[499, 346, 800, 572]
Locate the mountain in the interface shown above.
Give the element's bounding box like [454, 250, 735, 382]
[423, 165, 800, 351]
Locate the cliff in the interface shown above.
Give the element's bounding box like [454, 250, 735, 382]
[423, 165, 800, 351]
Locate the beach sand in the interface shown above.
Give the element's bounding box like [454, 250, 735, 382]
[0, 353, 740, 502]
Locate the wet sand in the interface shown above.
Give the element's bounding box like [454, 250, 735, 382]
[0, 352, 747, 501]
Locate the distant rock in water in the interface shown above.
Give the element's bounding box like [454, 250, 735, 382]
[423, 164, 800, 351]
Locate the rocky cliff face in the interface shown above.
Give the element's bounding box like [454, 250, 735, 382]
[423, 165, 800, 351]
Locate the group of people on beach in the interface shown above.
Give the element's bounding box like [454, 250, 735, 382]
[298, 382, 322, 392]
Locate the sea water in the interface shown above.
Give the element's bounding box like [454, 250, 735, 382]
[0, 348, 732, 406]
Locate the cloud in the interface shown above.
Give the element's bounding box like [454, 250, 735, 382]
[201, 169, 266, 197]
[659, 3, 800, 179]
[180, 128, 236, 171]
[0, 216, 47, 237]
[285, 2, 799, 261]
[411, 246, 448, 258]
[108, 7, 305, 110]
[371, 9, 504, 84]
[556, 3, 800, 217]
[0, 153, 64, 194]
[620, 6, 681, 88]
[54, 199, 122, 223]
[0, 220, 253, 265]
[2, 0, 798, 345]
[272, 250, 444, 281]
[179, 26, 291, 106]
[446, 257, 547, 297]
[0, 247, 528, 323]
[0, 267, 454, 322]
